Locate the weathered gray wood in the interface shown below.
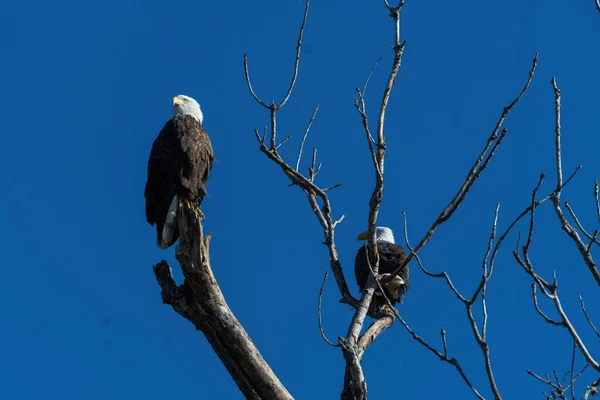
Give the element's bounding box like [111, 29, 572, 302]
[154, 201, 293, 400]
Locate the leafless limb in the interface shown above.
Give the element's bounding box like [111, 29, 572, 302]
[275, 135, 292, 150]
[352, 0, 406, 289]
[245, 0, 354, 309]
[386, 52, 539, 282]
[588, 231, 600, 254]
[399, 147, 584, 399]
[243, 0, 309, 147]
[571, 341, 576, 400]
[295, 105, 320, 172]
[246, 1, 409, 398]
[396, 306, 485, 399]
[317, 272, 340, 348]
[441, 328, 448, 357]
[528, 363, 590, 400]
[596, 0, 600, 14]
[549, 77, 600, 286]
[531, 283, 564, 326]
[578, 294, 600, 340]
[594, 180, 600, 224]
[339, 3, 407, 398]
[402, 211, 466, 301]
[401, 207, 506, 398]
[512, 177, 600, 376]
[153, 202, 293, 400]
[354, 57, 383, 168]
[323, 183, 342, 192]
[528, 370, 569, 400]
[358, 241, 485, 399]
[582, 377, 600, 400]
[564, 202, 600, 248]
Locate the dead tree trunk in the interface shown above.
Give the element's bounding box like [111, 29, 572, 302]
[153, 201, 293, 400]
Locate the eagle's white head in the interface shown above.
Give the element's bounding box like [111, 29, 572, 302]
[172, 94, 203, 124]
[356, 226, 395, 244]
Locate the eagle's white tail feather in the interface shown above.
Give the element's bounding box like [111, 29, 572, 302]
[159, 195, 179, 249]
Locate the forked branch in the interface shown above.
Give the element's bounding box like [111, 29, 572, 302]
[341, 3, 406, 398]
[513, 178, 600, 374]
[548, 77, 600, 286]
[386, 53, 539, 282]
[244, 0, 353, 307]
[153, 202, 293, 400]
[402, 207, 503, 399]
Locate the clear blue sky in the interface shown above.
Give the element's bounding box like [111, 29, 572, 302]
[1, 0, 599, 398]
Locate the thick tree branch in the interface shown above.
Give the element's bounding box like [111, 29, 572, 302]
[153, 202, 293, 400]
[564, 202, 600, 248]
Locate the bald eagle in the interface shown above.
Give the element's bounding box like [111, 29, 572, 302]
[144, 95, 215, 249]
[355, 227, 409, 310]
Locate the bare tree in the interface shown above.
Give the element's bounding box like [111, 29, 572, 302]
[151, 1, 600, 399]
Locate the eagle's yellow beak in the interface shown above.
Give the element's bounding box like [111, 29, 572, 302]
[173, 96, 185, 106]
[357, 232, 368, 241]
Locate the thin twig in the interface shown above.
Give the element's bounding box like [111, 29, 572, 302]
[296, 105, 320, 171]
[578, 294, 600, 340]
[318, 272, 341, 348]
[243, 55, 269, 109]
[402, 211, 466, 302]
[279, 0, 310, 108]
[564, 202, 600, 247]
[441, 328, 448, 357]
[527, 369, 576, 400]
[354, 57, 383, 171]
[275, 135, 292, 150]
[333, 215, 345, 229]
[553, 77, 563, 188]
[570, 341, 576, 400]
[403, 209, 502, 399]
[362, 57, 382, 99]
[594, 180, 600, 224]
[309, 148, 317, 182]
[481, 204, 500, 341]
[397, 313, 485, 399]
[531, 284, 563, 326]
[323, 184, 342, 192]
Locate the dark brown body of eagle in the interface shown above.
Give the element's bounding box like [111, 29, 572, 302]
[144, 114, 215, 248]
[354, 241, 409, 310]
